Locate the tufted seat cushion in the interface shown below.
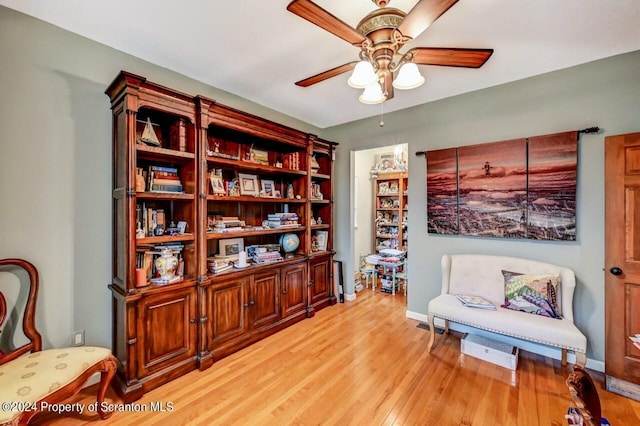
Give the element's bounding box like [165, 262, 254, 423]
[0, 346, 113, 424]
[429, 294, 587, 352]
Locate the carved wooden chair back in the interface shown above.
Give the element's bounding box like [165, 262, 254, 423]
[0, 258, 43, 363]
[0, 258, 117, 425]
[566, 364, 602, 426]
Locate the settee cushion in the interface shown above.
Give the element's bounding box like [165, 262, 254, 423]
[501, 270, 562, 319]
[429, 294, 587, 353]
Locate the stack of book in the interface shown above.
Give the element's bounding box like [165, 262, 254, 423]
[209, 216, 246, 233]
[148, 165, 184, 193]
[247, 245, 283, 264]
[251, 251, 283, 265]
[265, 212, 299, 229]
[207, 257, 233, 274]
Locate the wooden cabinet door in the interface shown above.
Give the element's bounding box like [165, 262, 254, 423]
[605, 132, 640, 386]
[309, 256, 331, 307]
[251, 270, 280, 329]
[281, 262, 307, 318]
[137, 287, 197, 377]
[208, 277, 250, 346]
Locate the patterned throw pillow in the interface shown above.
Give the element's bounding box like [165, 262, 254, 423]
[501, 270, 562, 319]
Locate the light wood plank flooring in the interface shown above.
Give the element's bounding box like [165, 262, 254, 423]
[33, 289, 640, 425]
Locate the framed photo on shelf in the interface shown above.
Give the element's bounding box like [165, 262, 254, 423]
[316, 230, 328, 251]
[219, 238, 244, 257]
[177, 221, 187, 234]
[251, 148, 269, 165]
[238, 173, 259, 196]
[209, 173, 226, 195]
[378, 181, 389, 194]
[261, 179, 275, 197]
[377, 152, 396, 172]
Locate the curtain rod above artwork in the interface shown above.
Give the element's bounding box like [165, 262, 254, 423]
[414, 126, 600, 157]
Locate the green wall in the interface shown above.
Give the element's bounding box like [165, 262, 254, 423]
[323, 49, 640, 363]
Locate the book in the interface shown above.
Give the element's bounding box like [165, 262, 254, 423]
[455, 294, 496, 310]
[149, 165, 178, 173]
[150, 184, 184, 192]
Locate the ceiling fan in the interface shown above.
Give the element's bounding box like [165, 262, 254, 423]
[287, 0, 493, 104]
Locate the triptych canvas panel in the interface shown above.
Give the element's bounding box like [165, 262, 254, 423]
[426, 131, 578, 241]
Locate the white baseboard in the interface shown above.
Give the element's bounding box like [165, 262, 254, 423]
[406, 309, 603, 372]
[345, 292, 357, 302]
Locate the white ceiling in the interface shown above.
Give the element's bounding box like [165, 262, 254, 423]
[2, 0, 639, 129]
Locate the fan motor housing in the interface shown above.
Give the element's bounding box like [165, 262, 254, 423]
[357, 8, 406, 38]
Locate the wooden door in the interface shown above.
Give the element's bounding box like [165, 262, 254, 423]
[309, 256, 331, 308]
[137, 287, 197, 377]
[605, 132, 640, 385]
[281, 262, 307, 318]
[208, 277, 250, 347]
[251, 270, 280, 329]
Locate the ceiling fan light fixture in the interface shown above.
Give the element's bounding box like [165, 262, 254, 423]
[359, 82, 386, 104]
[348, 61, 378, 89]
[392, 62, 425, 90]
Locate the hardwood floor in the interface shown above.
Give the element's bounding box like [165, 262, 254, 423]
[33, 289, 640, 425]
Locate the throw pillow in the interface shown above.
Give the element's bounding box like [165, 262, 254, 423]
[501, 270, 562, 319]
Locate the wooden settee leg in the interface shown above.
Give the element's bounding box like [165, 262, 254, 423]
[561, 348, 567, 366]
[427, 314, 436, 352]
[96, 355, 118, 420]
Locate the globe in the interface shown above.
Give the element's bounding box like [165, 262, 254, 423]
[280, 233, 300, 257]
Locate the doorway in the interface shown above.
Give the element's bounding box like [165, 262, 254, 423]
[353, 143, 408, 296]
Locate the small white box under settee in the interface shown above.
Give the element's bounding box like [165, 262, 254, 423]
[427, 254, 588, 366]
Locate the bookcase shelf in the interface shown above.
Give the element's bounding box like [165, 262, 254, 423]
[106, 71, 337, 402]
[205, 195, 307, 203]
[374, 172, 408, 253]
[205, 226, 307, 240]
[137, 145, 196, 160]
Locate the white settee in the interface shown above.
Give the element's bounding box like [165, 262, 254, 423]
[427, 254, 587, 366]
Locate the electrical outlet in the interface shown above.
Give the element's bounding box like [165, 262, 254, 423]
[72, 330, 85, 346]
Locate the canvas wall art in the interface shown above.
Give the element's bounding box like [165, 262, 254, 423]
[425, 131, 578, 241]
[526, 131, 578, 241]
[427, 148, 459, 234]
[458, 139, 527, 238]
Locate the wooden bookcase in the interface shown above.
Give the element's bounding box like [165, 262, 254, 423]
[373, 172, 408, 253]
[106, 72, 337, 401]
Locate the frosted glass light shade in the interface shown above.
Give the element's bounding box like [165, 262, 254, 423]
[392, 63, 425, 90]
[348, 61, 378, 89]
[359, 82, 386, 104]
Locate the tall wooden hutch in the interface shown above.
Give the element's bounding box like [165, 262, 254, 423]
[106, 71, 337, 401]
[373, 172, 408, 253]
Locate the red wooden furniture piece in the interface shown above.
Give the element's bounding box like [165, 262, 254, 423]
[0, 258, 117, 425]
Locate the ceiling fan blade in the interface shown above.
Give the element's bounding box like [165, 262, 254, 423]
[397, 0, 459, 40]
[408, 47, 493, 68]
[295, 62, 359, 87]
[287, 0, 366, 46]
